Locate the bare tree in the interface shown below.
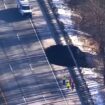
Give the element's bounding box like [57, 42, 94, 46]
[64, 0, 105, 84]
[75, 0, 105, 85]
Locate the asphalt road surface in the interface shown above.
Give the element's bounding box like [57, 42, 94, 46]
[0, 0, 80, 105]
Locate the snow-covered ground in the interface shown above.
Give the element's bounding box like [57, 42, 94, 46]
[82, 68, 104, 105]
[51, 0, 104, 105]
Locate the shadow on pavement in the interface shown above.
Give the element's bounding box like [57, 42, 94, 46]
[0, 8, 29, 22]
[65, 0, 87, 6]
[45, 44, 94, 68]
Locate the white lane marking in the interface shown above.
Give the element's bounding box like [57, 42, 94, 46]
[0, 88, 8, 105]
[9, 64, 14, 72]
[29, 64, 34, 71]
[2, 0, 7, 9]
[16, 33, 21, 41]
[29, 19, 69, 105]
[23, 96, 27, 104]
[43, 95, 47, 104]
[1, 1, 11, 104]
[9, 64, 27, 104]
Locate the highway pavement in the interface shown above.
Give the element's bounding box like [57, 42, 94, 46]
[0, 0, 80, 105]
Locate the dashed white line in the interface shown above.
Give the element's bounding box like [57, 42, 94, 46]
[9, 64, 14, 72]
[2, 0, 7, 9]
[0, 88, 8, 105]
[23, 96, 27, 104]
[29, 64, 34, 71]
[43, 95, 47, 104]
[16, 33, 21, 41]
[9, 64, 27, 104]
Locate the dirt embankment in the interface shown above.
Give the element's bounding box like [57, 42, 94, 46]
[65, 0, 104, 75]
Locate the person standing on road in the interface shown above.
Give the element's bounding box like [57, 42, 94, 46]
[66, 80, 71, 89]
[68, 76, 75, 91]
[63, 76, 67, 86]
[71, 79, 75, 90]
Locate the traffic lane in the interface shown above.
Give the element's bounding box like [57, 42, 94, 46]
[1, 0, 47, 62]
[0, 55, 54, 105]
[0, 35, 26, 60]
[31, 13, 53, 40]
[0, 0, 5, 10]
[0, 1, 47, 104]
[9, 53, 63, 102]
[8, 5, 45, 56]
[0, 48, 55, 105]
[2, 0, 16, 5]
[1, 0, 69, 104]
[28, 64, 64, 104]
[12, 23, 66, 105]
[0, 63, 25, 105]
[3, 0, 16, 8]
[12, 23, 43, 56]
[11, 1, 76, 105]
[9, 1, 65, 102]
[2, 0, 54, 57]
[0, 2, 29, 61]
[0, 24, 24, 63]
[2, 0, 58, 82]
[0, 1, 25, 104]
[0, 42, 53, 104]
[11, 17, 60, 94]
[0, 60, 69, 103]
[0, 4, 28, 23]
[30, 0, 54, 40]
[9, 60, 45, 104]
[0, 7, 40, 61]
[0, 44, 7, 63]
[0, 12, 64, 105]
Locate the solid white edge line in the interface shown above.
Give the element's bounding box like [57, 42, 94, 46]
[29, 19, 69, 105]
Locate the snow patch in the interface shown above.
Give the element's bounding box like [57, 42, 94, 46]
[51, 0, 104, 105]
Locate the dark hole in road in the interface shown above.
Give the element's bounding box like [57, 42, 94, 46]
[45, 44, 88, 67]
